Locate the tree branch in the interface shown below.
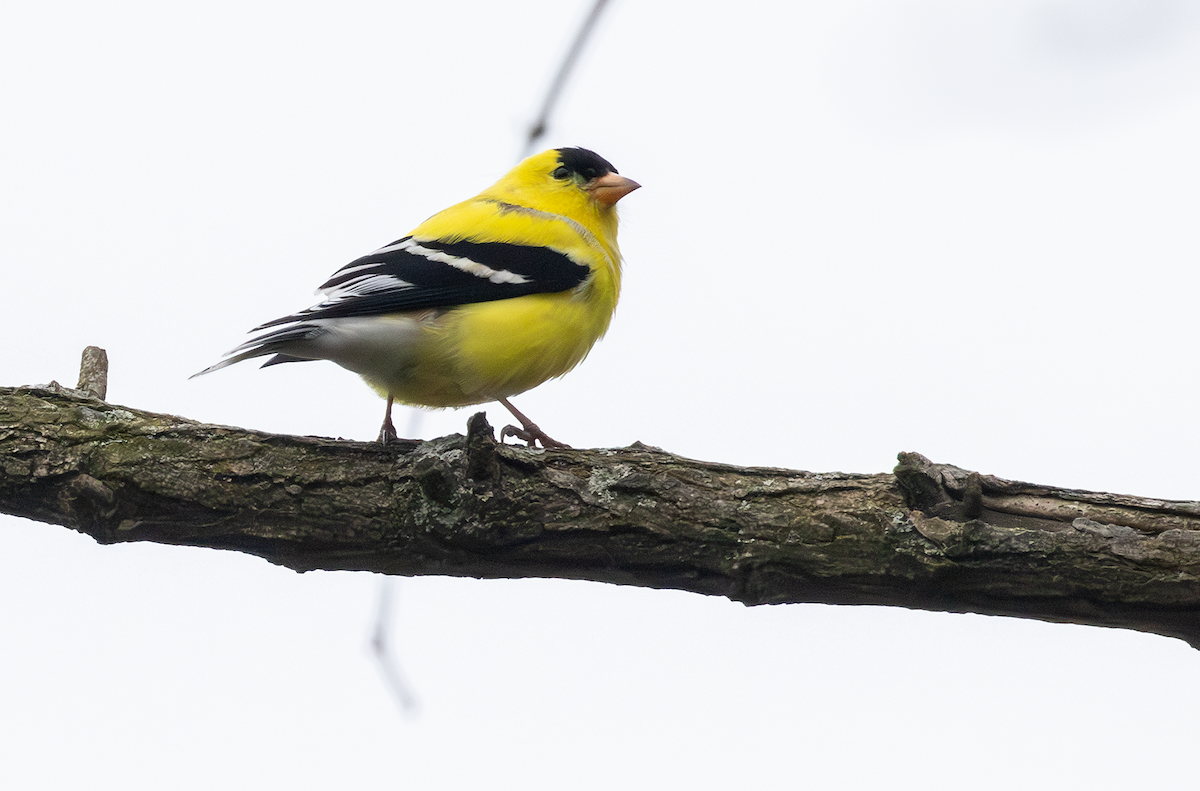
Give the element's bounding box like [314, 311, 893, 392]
[3, 384, 1199, 647]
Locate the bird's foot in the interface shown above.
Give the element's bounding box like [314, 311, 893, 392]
[377, 394, 399, 444]
[495, 396, 570, 448]
[377, 415, 399, 444]
[500, 422, 570, 449]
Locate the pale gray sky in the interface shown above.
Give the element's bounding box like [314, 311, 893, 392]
[4, 1, 1199, 788]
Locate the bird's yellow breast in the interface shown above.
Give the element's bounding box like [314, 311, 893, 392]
[368, 278, 618, 409]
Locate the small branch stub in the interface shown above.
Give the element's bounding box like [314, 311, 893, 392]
[76, 346, 108, 401]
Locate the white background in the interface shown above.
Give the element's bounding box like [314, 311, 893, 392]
[3, 1, 1199, 788]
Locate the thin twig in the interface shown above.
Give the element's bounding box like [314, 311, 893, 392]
[520, 0, 613, 160]
[370, 579, 420, 715]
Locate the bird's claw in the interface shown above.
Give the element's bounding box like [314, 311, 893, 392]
[377, 394, 400, 444]
[500, 422, 570, 449]
[377, 416, 399, 444]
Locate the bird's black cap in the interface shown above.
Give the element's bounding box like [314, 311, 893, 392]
[555, 147, 618, 179]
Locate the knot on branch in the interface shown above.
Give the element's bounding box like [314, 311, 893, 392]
[894, 452, 982, 521]
[407, 414, 501, 506]
[465, 412, 500, 485]
[58, 473, 117, 530]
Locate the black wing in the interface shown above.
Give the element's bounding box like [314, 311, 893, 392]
[256, 236, 590, 329]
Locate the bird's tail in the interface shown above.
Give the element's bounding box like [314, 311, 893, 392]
[190, 324, 320, 378]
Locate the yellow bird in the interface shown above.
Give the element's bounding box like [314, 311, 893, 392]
[194, 147, 639, 448]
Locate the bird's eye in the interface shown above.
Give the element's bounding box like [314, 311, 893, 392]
[552, 166, 571, 180]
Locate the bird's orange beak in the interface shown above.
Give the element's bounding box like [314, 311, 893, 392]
[587, 172, 641, 205]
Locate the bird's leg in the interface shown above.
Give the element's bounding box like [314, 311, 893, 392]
[497, 397, 570, 449]
[378, 393, 399, 444]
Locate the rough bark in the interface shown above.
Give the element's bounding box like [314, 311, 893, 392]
[3, 384, 1199, 647]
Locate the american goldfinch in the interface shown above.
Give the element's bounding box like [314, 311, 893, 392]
[194, 147, 639, 448]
